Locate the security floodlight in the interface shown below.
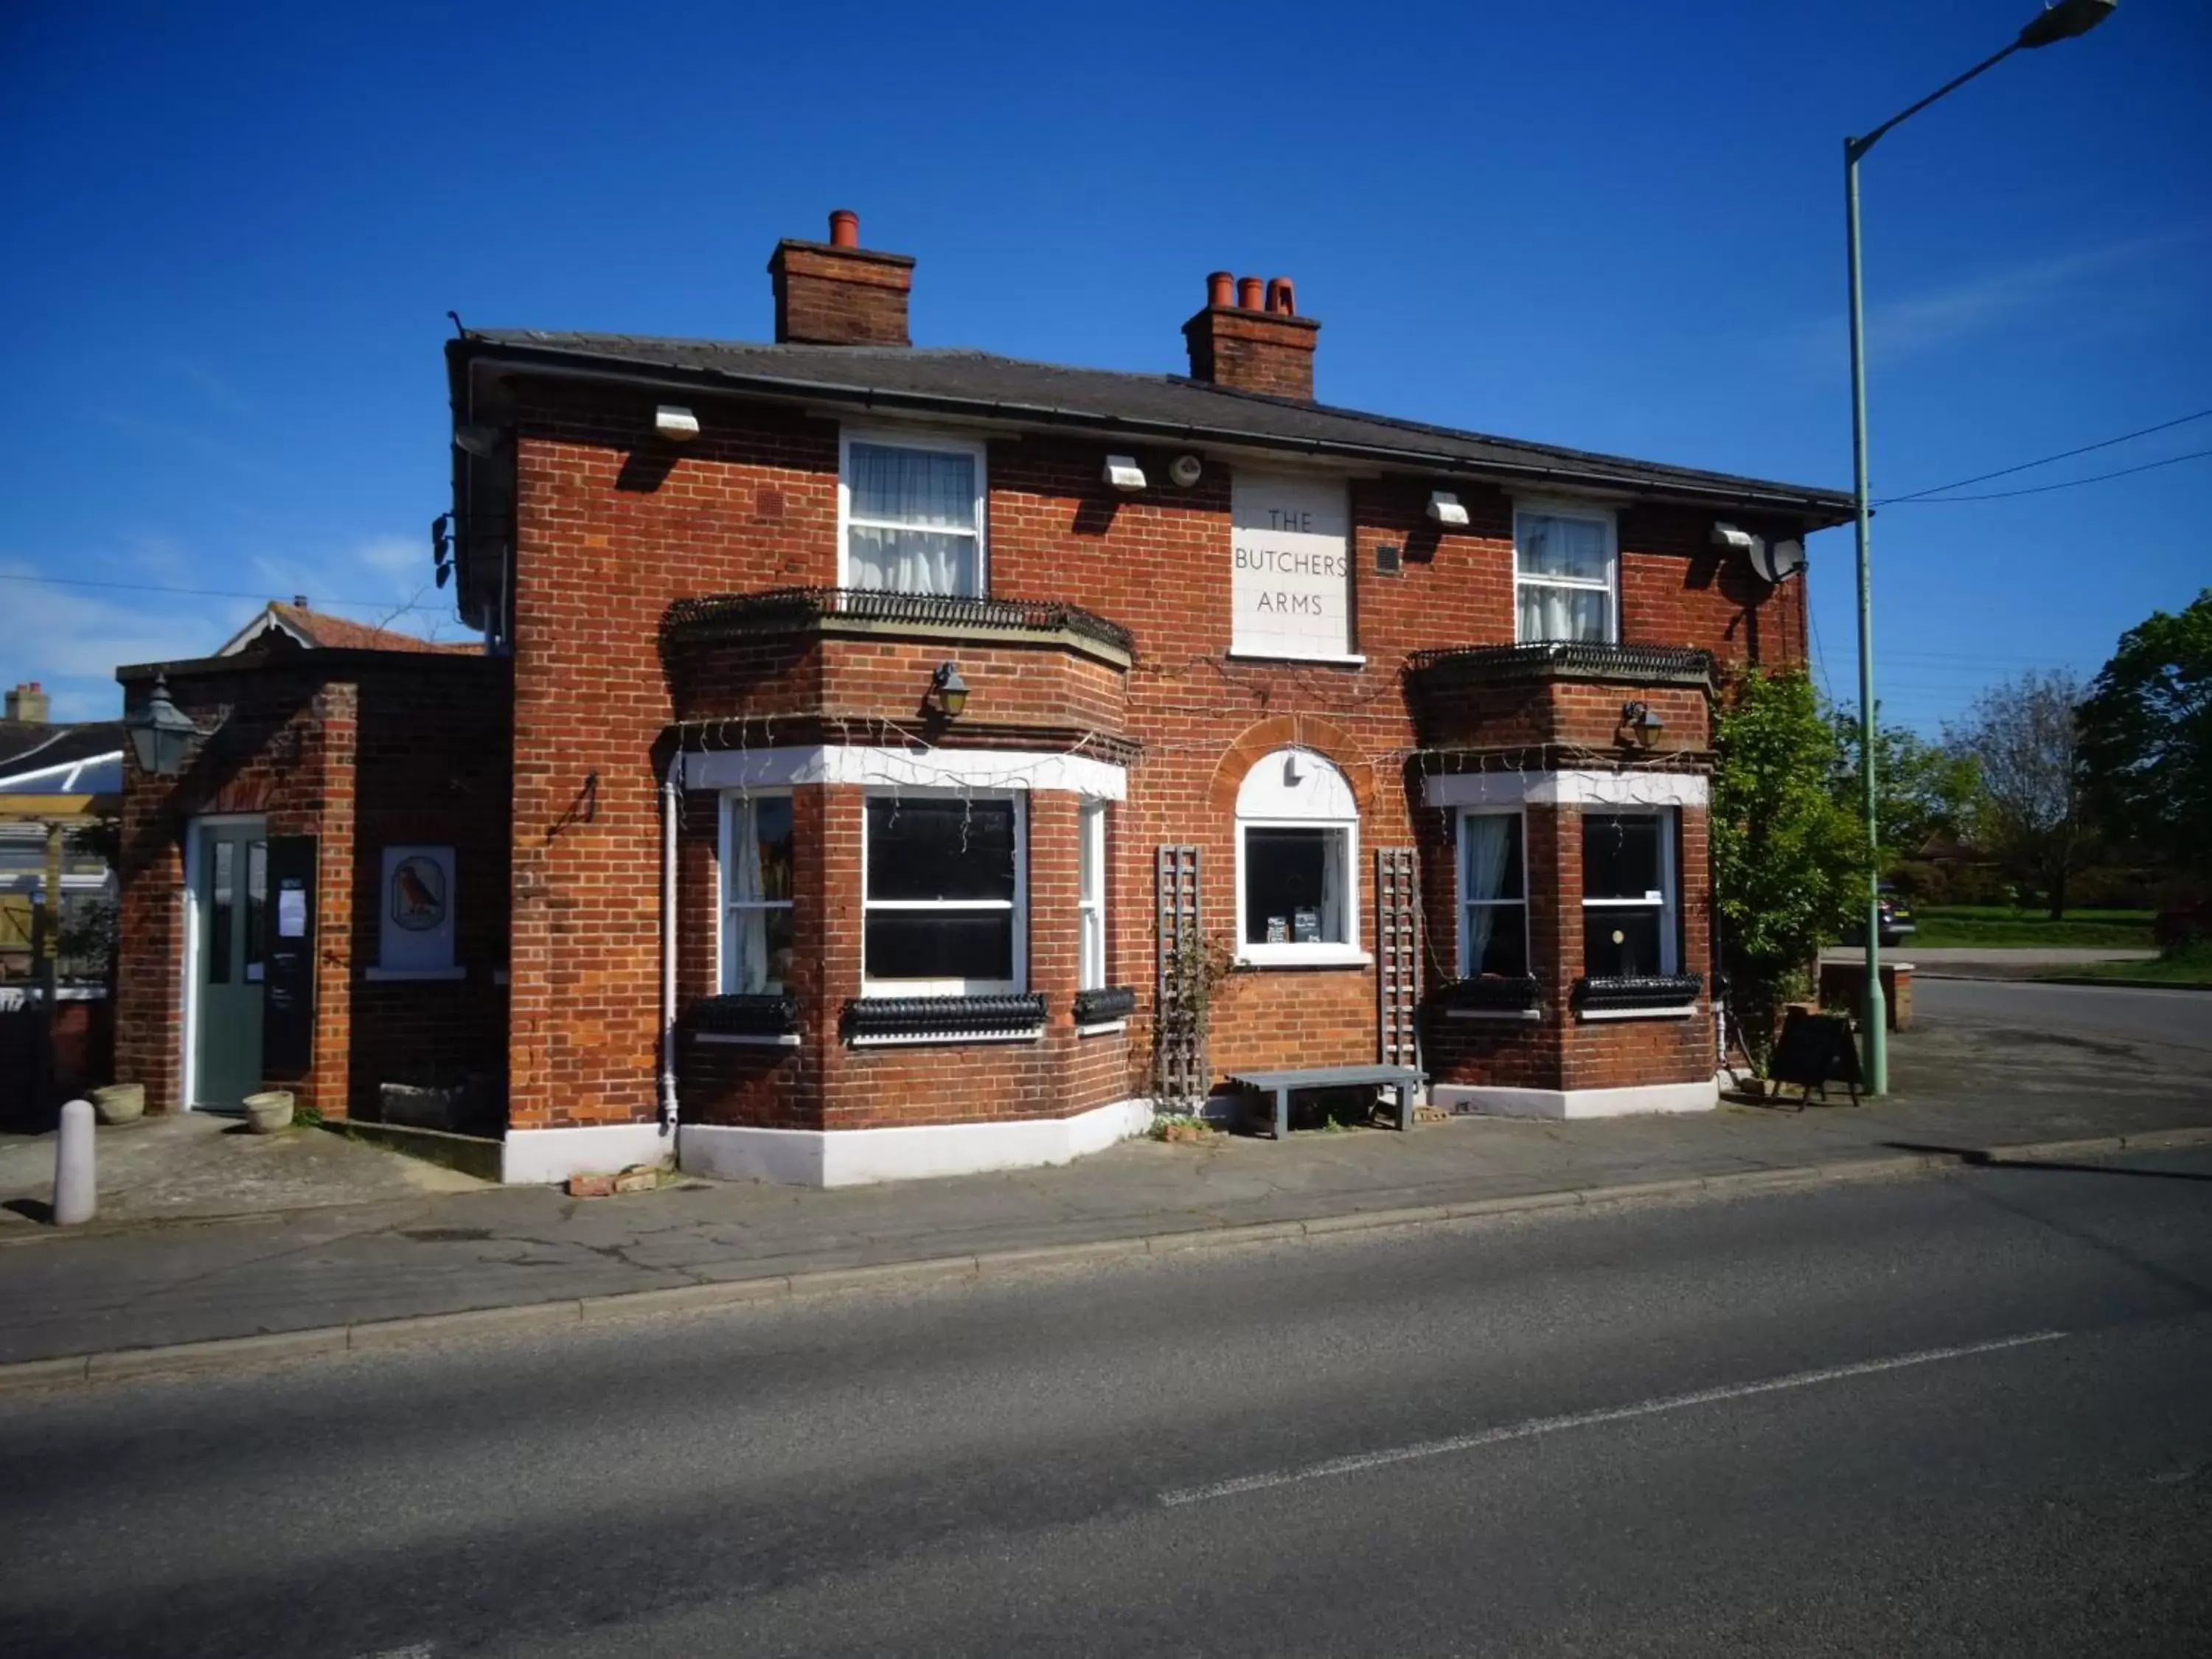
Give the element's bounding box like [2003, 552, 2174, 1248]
[1104, 455, 1147, 491]
[1427, 491, 1469, 527]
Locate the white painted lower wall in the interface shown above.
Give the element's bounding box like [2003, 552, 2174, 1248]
[1433, 1078, 1717, 1121]
[679, 1096, 1155, 1188]
[501, 1121, 676, 1185]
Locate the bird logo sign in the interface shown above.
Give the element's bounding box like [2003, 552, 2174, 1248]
[391, 855, 447, 933]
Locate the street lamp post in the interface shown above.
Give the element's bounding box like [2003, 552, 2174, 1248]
[1843, 0, 2116, 1095]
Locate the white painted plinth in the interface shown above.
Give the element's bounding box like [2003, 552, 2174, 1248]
[680, 1097, 1155, 1188]
[501, 1121, 675, 1185]
[1433, 1078, 1717, 1121]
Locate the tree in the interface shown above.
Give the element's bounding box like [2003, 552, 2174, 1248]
[1712, 668, 1871, 1068]
[2079, 589, 2212, 883]
[1942, 669, 2092, 917]
[1828, 705, 1980, 861]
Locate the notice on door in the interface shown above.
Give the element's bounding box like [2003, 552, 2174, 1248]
[1231, 470, 1352, 661]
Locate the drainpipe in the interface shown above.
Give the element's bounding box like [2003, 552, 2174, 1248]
[658, 750, 681, 1133]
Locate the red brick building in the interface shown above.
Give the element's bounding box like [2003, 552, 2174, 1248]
[114, 212, 1851, 1185]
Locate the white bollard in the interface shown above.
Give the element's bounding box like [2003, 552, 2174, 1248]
[54, 1098, 96, 1225]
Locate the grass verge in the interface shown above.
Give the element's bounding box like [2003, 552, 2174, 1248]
[1899, 906, 2154, 950]
[2036, 942, 2212, 988]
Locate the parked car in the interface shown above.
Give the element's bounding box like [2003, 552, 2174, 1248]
[1843, 883, 1915, 948]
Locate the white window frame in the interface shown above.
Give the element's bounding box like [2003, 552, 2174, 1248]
[860, 788, 1026, 997]
[1579, 809, 1679, 978]
[1233, 748, 1366, 969]
[1455, 808, 1529, 979]
[717, 791, 794, 996]
[1078, 799, 1107, 993]
[838, 426, 990, 597]
[1513, 502, 1618, 645]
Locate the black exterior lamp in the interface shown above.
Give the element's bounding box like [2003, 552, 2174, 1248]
[930, 661, 970, 720]
[1620, 700, 1666, 751]
[125, 674, 203, 778]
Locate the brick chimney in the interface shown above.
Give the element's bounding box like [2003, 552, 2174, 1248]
[767, 209, 915, 346]
[5, 681, 50, 723]
[1182, 271, 1320, 400]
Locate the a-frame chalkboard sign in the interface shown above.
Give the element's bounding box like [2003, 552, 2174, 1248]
[1766, 1009, 1863, 1109]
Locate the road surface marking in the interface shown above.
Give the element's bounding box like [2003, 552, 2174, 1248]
[1159, 1329, 2067, 1507]
[350, 1646, 434, 1658]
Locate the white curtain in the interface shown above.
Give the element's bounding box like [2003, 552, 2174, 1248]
[728, 803, 768, 994]
[1318, 832, 1345, 942]
[1463, 815, 1513, 969]
[1517, 582, 1608, 642]
[847, 444, 977, 595]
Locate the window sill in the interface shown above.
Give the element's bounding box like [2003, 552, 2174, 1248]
[1234, 945, 1373, 970]
[849, 1029, 1044, 1048]
[1226, 650, 1367, 668]
[1576, 1004, 1698, 1022]
[694, 1031, 803, 1047]
[1077, 1020, 1129, 1037]
[364, 967, 466, 983]
[1446, 1006, 1543, 1023]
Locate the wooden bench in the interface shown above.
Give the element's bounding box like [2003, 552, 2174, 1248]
[1224, 1064, 1424, 1140]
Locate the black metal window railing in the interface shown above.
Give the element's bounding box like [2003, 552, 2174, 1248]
[690, 993, 802, 1037]
[664, 588, 1134, 656]
[1571, 973, 1704, 1013]
[1430, 973, 1543, 1012]
[840, 992, 1048, 1043]
[1072, 986, 1138, 1026]
[1406, 641, 1715, 686]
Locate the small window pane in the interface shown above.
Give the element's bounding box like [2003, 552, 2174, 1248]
[865, 911, 1014, 981]
[1244, 827, 1342, 945]
[1585, 908, 1664, 979]
[846, 526, 978, 596]
[1583, 814, 1663, 900]
[1518, 584, 1610, 644]
[1465, 907, 1528, 976]
[848, 443, 975, 529]
[866, 799, 1016, 902]
[753, 797, 793, 902]
[726, 904, 796, 995]
[1461, 814, 1522, 903]
[209, 840, 234, 984]
[1517, 513, 1608, 581]
[245, 841, 267, 979]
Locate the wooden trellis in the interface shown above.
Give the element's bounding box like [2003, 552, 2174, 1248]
[1374, 846, 1422, 1073]
[1154, 844, 1206, 1109]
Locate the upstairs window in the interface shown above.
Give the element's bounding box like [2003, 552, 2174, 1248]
[1458, 810, 1528, 977]
[841, 431, 987, 597]
[1581, 810, 1677, 978]
[1514, 507, 1616, 644]
[719, 793, 795, 995]
[863, 793, 1024, 994]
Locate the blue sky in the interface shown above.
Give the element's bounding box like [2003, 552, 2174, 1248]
[1, 1, 2204, 728]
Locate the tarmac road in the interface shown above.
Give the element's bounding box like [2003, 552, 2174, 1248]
[1913, 975, 2212, 1057]
[1, 1144, 2208, 1656]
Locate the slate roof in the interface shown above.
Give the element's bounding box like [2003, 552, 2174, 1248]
[456, 332, 1855, 524]
[0, 720, 124, 783]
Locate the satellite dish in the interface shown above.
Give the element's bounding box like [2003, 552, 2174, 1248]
[1751, 537, 1806, 584]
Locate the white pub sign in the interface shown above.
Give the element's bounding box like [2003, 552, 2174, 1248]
[1231, 470, 1352, 661]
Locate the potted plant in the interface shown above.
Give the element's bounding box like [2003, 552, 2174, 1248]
[242, 1089, 295, 1135]
[91, 1082, 145, 1124]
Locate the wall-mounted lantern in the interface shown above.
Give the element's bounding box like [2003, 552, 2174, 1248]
[124, 674, 203, 778]
[929, 661, 970, 720]
[1619, 700, 1666, 751]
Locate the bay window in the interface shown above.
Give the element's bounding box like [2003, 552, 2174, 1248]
[1580, 810, 1677, 979]
[719, 793, 794, 994]
[863, 793, 1024, 993]
[841, 431, 987, 597]
[1514, 507, 1616, 644]
[1458, 810, 1528, 977]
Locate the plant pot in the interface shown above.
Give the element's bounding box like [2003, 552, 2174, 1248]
[91, 1083, 145, 1125]
[242, 1090, 295, 1135]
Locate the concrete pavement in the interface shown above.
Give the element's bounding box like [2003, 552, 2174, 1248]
[2, 980, 2208, 1374]
[4, 1145, 2208, 1655]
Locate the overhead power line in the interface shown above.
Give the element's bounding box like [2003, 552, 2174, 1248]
[0, 571, 445, 613]
[1885, 445, 2212, 504]
[1877, 406, 2212, 504]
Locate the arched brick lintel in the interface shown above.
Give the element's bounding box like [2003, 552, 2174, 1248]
[1204, 714, 1377, 818]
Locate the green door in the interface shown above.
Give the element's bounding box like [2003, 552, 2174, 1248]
[192, 819, 266, 1110]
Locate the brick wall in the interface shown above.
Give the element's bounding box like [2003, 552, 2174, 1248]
[504, 382, 1805, 1130]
